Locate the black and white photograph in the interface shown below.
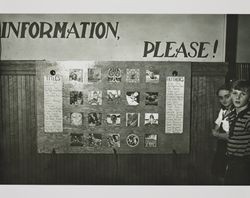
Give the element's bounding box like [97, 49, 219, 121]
[87, 133, 102, 147]
[126, 113, 140, 127]
[88, 90, 102, 105]
[144, 113, 159, 126]
[1, 10, 250, 190]
[126, 134, 140, 147]
[126, 91, 140, 106]
[106, 90, 121, 103]
[145, 92, 158, 106]
[107, 67, 122, 82]
[69, 69, 83, 82]
[70, 133, 84, 146]
[144, 134, 158, 148]
[88, 67, 101, 83]
[70, 91, 83, 105]
[146, 69, 160, 83]
[126, 68, 140, 83]
[70, 112, 84, 126]
[107, 134, 120, 148]
[106, 114, 121, 126]
[88, 112, 102, 127]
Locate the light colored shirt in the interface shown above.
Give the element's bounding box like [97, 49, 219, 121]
[215, 108, 230, 133]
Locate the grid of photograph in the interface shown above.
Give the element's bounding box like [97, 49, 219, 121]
[66, 66, 160, 148]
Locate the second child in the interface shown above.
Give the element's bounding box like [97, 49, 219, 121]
[211, 84, 234, 182]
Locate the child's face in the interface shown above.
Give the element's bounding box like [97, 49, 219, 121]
[218, 89, 232, 108]
[231, 89, 250, 108]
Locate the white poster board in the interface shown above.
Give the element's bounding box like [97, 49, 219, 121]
[165, 76, 185, 134]
[44, 75, 63, 132]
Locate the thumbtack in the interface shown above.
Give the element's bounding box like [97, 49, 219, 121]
[50, 70, 56, 76]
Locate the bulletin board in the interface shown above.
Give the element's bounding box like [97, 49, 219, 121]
[36, 61, 191, 154]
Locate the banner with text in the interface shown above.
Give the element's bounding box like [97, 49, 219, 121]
[0, 14, 226, 62]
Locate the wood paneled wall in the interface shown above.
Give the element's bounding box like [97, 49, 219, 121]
[236, 63, 250, 80]
[0, 61, 228, 184]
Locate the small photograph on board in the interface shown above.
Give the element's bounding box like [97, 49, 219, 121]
[88, 112, 102, 126]
[126, 134, 139, 147]
[107, 134, 120, 148]
[107, 114, 121, 126]
[88, 91, 102, 105]
[106, 90, 121, 103]
[126, 68, 140, 83]
[88, 68, 101, 83]
[145, 92, 158, 106]
[70, 133, 84, 146]
[146, 69, 160, 83]
[126, 91, 140, 106]
[70, 91, 83, 105]
[144, 113, 159, 126]
[144, 134, 158, 148]
[87, 133, 102, 147]
[69, 69, 83, 82]
[126, 113, 140, 127]
[70, 112, 84, 126]
[107, 67, 122, 82]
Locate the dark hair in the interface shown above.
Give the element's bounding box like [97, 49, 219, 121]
[111, 115, 117, 122]
[149, 114, 155, 119]
[216, 83, 231, 96]
[231, 80, 250, 93]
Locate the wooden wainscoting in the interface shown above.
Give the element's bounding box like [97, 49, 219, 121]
[236, 63, 250, 80]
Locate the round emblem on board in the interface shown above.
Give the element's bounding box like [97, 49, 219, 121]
[126, 134, 139, 147]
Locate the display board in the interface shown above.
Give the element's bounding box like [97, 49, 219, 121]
[37, 61, 191, 154]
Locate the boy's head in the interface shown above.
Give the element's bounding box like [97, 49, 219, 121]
[231, 80, 250, 109]
[216, 83, 232, 108]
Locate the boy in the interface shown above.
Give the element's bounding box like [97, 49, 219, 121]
[225, 80, 250, 184]
[211, 84, 233, 182]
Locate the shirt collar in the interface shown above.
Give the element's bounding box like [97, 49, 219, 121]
[235, 104, 250, 117]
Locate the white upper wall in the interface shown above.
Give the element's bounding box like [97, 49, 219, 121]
[236, 15, 250, 63]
